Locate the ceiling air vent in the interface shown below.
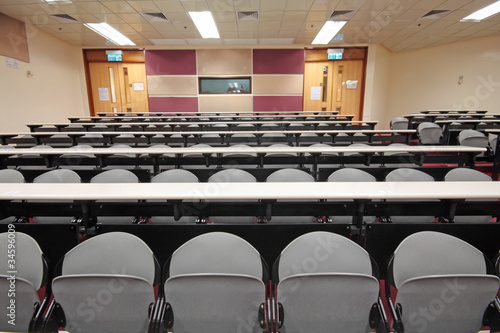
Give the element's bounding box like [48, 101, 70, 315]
[421, 10, 452, 20]
[328, 10, 355, 21]
[50, 14, 79, 23]
[237, 11, 259, 21]
[141, 12, 169, 23]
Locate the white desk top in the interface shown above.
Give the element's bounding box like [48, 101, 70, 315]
[77, 113, 347, 121]
[28, 120, 378, 127]
[0, 182, 498, 200]
[0, 146, 486, 156]
[435, 119, 500, 123]
[1, 130, 414, 137]
[92, 110, 341, 115]
[0, 145, 482, 156]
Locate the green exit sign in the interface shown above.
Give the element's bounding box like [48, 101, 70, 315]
[328, 52, 343, 60]
[107, 54, 122, 61]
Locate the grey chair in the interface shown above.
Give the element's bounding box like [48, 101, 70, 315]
[163, 232, 266, 333]
[207, 169, 258, 223]
[387, 231, 500, 333]
[0, 232, 49, 332]
[327, 168, 377, 223]
[265, 168, 316, 223]
[489, 133, 498, 153]
[390, 117, 409, 130]
[109, 144, 135, 158]
[150, 169, 199, 224]
[51, 232, 157, 333]
[417, 122, 442, 144]
[384, 168, 436, 223]
[458, 129, 489, 148]
[0, 169, 25, 223]
[32, 169, 81, 224]
[90, 169, 139, 224]
[444, 168, 494, 223]
[274, 231, 386, 333]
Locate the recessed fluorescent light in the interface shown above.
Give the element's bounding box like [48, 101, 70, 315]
[461, 0, 500, 21]
[84, 23, 135, 46]
[188, 11, 220, 39]
[312, 21, 347, 44]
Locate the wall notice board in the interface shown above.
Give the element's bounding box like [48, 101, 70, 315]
[0, 13, 30, 63]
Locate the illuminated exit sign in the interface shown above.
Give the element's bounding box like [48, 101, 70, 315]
[327, 48, 344, 60]
[107, 53, 122, 61]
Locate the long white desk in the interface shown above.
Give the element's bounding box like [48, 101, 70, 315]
[95, 111, 340, 117]
[73, 113, 349, 123]
[420, 110, 488, 114]
[0, 145, 485, 156]
[0, 130, 415, 146]
[27, 120, 379, 132]
[0, 182, 498, 201]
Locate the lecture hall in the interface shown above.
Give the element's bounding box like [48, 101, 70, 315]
[1, 0, 500, 332]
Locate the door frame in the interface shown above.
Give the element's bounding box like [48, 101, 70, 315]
[83, 49, 147, 116]
[303, 47, 368, 119]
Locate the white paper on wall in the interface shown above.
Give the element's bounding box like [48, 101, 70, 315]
[346, 80, 358, 89]
[311, 86, 321, 100]
[98, 87, 110, 101]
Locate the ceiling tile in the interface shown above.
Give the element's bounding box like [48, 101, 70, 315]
[261, 0, 287, 12]
[153, 0, 185, 12]
[127, 1, 161, 12]
[259, 11, 284, 22]
[213, 11, 236, 23]
[283, 11, 307, 22]
[118, 13, 149, 24]
[207, 0, 234, 12]
[92, 13, 126, 23]
[232, 0, 259, 11]
[310, 0, 343, 11]
[76, 2, 112, 14]
[101, 1, 137, 13]
[180, 0, 210, 12]
[286, 0, 314, 11]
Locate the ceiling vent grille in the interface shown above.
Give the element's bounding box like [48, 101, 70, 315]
[141, 12, 169, 22]
[237, 11, 259, 21]
[328, 10, 355, 21]
[421, 10, 452, 20]
[50, 14, 79, 23]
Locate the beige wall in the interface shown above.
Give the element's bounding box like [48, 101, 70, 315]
[364, 44, 392, 125]
[0, 27, 88, 133]
[375, 35, 500, 129]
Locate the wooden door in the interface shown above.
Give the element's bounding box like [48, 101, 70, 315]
[89, 63, 123, 114]
[303, 59, 364, 120]
[117, 63, 149, 114]
[303, 61, 333, 113]
[88, 62, 149, 115]
[330, 60, 364, 121]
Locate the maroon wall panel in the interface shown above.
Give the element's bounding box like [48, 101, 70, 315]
[253, 49, 305, 75]
[253, 96, 303, 112]
[145, 50, 197, 75]
[148, 97, 198, 113]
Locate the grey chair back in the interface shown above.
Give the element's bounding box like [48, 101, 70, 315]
[52, 232, 156, 333]
[0, 232, 45, 332]
[444, 168, 493, 223]
[385, 168, 436, 223]
[276, 232, 379, 333]
[391, 231, 499, 333]
[164, 232, 265, 333]
[390, 117, 409, 130]
[458, 129, 489, 148]
[150, 170, 199, 224]
[207, 169, 257, 223]
[266, 169, 316, 223]
[417, 122, 442, 144]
